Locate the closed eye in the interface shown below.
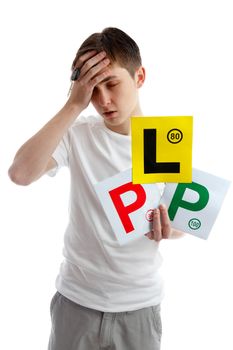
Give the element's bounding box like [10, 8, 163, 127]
[107, 82, 120, 88]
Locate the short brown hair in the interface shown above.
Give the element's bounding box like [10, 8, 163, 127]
[71, 27, 142, 77]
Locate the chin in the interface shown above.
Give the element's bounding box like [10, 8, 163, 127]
[106, 116, 125, 125]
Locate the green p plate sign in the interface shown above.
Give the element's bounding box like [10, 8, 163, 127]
[161, 168, 230, 239]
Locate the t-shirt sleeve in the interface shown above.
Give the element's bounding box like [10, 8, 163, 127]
[47, 132, 70, 177]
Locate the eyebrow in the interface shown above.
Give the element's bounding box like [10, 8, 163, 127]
[101, 75, 119, 83]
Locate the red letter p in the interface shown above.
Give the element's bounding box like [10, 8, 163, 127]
[109, 182, 146, 234]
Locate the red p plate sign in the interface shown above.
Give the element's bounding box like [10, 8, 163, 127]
[95, 169, 162, 244]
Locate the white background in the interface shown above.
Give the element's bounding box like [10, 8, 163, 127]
[1, 0, 233, 349]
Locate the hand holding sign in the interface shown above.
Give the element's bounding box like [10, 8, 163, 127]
[145, 204, 172, 242]
[95, 116, 230, 245]
[95, 168, 230, 244]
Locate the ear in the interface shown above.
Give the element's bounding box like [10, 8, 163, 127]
[135, 66, 146, 88]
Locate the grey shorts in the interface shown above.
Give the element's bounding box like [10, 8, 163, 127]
[48, 291, 162, 350]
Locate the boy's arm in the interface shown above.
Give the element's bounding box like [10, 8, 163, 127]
[8, 102, 82, 186]
[8, 51, 110, 186]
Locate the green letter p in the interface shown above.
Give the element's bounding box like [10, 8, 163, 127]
[168, 182, 209, 221]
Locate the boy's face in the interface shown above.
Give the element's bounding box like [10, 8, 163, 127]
[91, 62, 145, 135]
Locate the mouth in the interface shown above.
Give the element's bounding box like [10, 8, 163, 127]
[102, 111, 118, 119]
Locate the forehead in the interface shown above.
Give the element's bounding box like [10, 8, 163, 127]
[99, 64, 131, 83]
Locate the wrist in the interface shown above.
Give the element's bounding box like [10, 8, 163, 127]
[63, 100, 84, 117]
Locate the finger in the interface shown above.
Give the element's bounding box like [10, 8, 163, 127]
[72, 50, 98, 70]
[88, 67, 111, 88]
[83, 58, 110, 84]
[152, 208, 162, 242]
[145, 231, 154, 240]
[80, 51, 107, 77]
[71, 51, 102, 81]
[159, 204, 172, 239]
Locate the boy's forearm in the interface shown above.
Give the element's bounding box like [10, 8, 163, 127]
[8, 101, 82, 186]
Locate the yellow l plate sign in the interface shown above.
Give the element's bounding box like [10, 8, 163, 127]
[131, 116, 193, 184]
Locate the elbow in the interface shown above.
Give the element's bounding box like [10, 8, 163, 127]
[8, 165, 32, 186]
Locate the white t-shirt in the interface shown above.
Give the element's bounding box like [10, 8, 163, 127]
[50, 115, 164, 312]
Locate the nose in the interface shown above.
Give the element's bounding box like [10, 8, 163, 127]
[97, 88, 111, 107]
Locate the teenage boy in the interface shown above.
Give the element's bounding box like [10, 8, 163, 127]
[9, 27, 183, 350]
